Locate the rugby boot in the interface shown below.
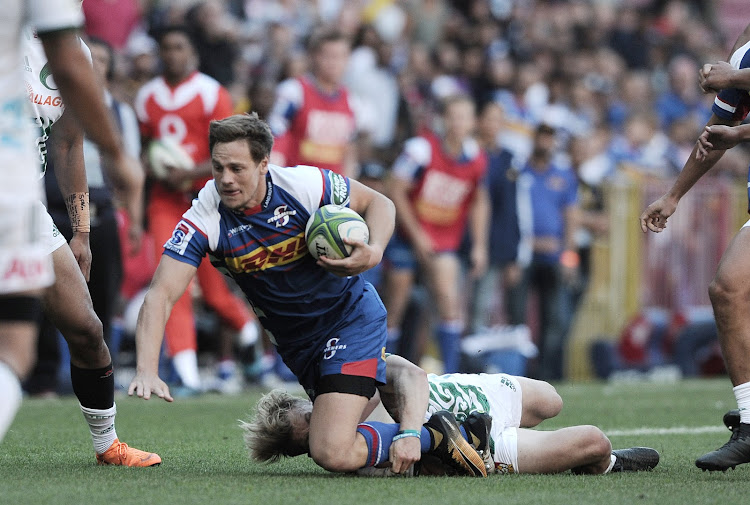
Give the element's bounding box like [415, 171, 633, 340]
[696, 423, 750, 471]
[611, 447, 660, 472]
[96, 438, 162, 467]
[461, 412, 495, 475]
[423, 410, 487, 477]
[723, 409, 740, 432]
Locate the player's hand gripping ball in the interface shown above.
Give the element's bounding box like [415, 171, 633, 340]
[305, 204, 370, 260]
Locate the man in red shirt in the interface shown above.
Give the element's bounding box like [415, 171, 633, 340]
[135, 26, 256, 392]
[268, 29, 359, 177]
[383, 95, 490, 373]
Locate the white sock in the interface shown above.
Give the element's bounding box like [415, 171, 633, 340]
[80, 403, 118, 454]
[0, 361, 22, 443]
[172, 349, 202, 390]
[733, 382, 750, 424]
[604, 453, 617, 474]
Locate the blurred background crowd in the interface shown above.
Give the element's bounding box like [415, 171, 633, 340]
[27, 0, 750, 397]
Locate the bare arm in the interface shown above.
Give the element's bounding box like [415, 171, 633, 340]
[640, 114, 737, 233]
[48, 111, 91, 280]
[317, 179, 395, 276]
[128, 256, 198, 402]
[39, 30, 145, 225]
[377, 354, 429, 474]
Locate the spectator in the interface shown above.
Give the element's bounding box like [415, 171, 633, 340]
[185, 0, 241, 88]
[468, 101, 521, 333]
[514, 124, 580, 381]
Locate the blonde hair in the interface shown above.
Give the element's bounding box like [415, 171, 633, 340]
[239, 390, 311, 463]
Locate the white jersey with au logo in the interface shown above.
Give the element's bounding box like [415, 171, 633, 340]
[22, 27, 91, 175]
[0, 0, 83, 294]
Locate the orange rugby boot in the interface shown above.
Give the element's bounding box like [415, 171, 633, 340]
[96, 439, 162, 467]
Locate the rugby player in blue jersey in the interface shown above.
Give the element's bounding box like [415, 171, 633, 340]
[641, 22, 750, 472]
[128, 112, 488, 476]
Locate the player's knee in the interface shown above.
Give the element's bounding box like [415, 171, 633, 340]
[539, 382, 563, 419]
[709, 271, 748, 305]
[582, 425, 612, 460]
[65, 312, 104, 353]
[309, 444, 359, 473]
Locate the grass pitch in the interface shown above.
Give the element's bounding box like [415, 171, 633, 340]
[1, 378, 747, 505]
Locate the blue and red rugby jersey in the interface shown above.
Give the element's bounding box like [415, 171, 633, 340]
[712, 40, 750, 211]
[162, 164, 364, 347]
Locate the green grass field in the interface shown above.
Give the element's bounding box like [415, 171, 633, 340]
[1, 378, 747, 505]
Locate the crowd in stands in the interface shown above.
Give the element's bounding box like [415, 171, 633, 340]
[26, 0, 750, 396]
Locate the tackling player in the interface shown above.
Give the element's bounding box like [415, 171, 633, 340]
[128, 113, 488, 477]
[243, 354, 660, 476]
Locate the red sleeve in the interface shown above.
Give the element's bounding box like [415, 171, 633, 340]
[211, 85, 234, 121]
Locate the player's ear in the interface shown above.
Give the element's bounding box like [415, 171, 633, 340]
[259, 157, 269, 174]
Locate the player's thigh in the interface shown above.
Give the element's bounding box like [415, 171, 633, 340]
[308, 392, 370, 466]
[426, 253, 461, 320]
[713, 225, 750, 293]
[0, 296, 41, 379]
[516, 425, 611, 474]
[43, 244, 101, 339]
[515, 376, 563, 427]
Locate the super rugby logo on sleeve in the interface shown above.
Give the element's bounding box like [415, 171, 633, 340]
[329, 172, 349, 206]
[165, 220, 196, 255]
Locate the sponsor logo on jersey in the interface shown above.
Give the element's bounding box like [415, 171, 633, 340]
[262, 177, 273, 209]
[39, 63, 57, 91]
[329, 172, 349, 205]
[499, 375, 517, 392]
[267, 205, 297, 228]
[224, 232, 307, 273]
[27, 91, 63, 108]
[2, 257, 47, 282]
[164, 220, 196, 256]
[227, 223, 253, 237]
[323, 337, 347, 359]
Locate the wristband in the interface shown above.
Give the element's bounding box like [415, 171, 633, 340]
[393, 429, 421, 442]
[560, 250, 580, 269]
[65, 192, 91, 233]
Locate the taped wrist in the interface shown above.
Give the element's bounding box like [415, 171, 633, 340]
[65, 192, 90, 232]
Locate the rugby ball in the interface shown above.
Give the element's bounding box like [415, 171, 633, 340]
[147, 137, 195, 179]
[305, 205, 370, 260]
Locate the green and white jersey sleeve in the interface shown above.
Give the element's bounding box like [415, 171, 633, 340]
[23, 29, 91, 175]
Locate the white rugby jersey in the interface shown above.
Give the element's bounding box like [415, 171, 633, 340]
[1, 0, 82, 172]
[425, 372, 523, 463]
[22, 25, 91, 174]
